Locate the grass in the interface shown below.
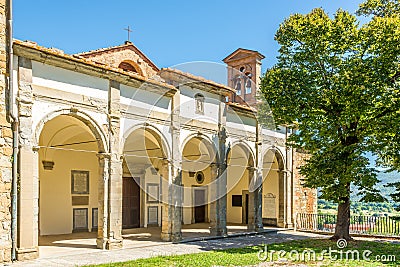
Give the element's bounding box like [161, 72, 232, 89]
[88, 238, 400, 267]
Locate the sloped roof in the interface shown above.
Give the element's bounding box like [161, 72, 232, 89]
[75, 41, 159, 72]
[13, 40, 176, 95]
[223, 48, 265, 63]
[159, 68, 236, 96]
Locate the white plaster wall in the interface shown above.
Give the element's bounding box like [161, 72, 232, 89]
[226, 111, 257, 134]
[120, 85, 171, 114]
[31, 61, 109, 100]
[179, 86, 220, 124]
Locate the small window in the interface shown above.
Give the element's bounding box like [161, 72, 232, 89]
[232, 195, 242, 207]
[235, 79, 242, 95]
[245, 79, 252, 94]
[195, 93, 204, 114]
[195, 171, 205, 184]
[118, 61, 138, 73]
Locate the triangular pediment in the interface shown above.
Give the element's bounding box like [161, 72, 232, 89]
[75, 42, 159, 77]
[223, 48, 265, 63]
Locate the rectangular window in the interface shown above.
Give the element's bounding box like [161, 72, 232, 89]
[232, 195, 243, 207]
[245, 86, 252, 94]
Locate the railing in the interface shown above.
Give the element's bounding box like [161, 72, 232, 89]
[296, 213, 400, 237]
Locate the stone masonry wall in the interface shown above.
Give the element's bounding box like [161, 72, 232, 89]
[0, 0, 12, 262]
[293, 149, 317, 216]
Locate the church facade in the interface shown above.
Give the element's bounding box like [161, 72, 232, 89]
[0, 1, 316, 262]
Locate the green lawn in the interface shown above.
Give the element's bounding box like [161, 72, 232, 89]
[88, 238, 400, 267]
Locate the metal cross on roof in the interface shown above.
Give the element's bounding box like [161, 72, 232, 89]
[124, 26, 133, 41]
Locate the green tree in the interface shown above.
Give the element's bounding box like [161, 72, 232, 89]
[357, 0, 400, 17]
[358, 0, 400, 213]
[259, 7, 400, 240]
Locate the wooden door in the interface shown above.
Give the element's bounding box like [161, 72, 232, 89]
[194, 189, 206, 223]
[122, 177, 140, 228]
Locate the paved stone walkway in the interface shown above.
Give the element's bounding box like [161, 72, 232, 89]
[5, 231, 323, 267]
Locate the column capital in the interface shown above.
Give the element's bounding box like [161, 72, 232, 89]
[97, 153, 111, 160]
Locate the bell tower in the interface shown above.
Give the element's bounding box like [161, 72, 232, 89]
[223, 48, 265, 108]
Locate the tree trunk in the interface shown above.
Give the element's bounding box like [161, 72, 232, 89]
[331, 196, 353, 241]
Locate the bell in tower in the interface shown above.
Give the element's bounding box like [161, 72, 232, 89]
[223, 48, 265, 108]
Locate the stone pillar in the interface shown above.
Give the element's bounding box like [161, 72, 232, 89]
[209, 162, 218, 235]
[16, 57, 39, 260]
[106, 80, 123, 249]
[247, 166, 263, 232]
[209, 96, 228, 236]
[161, 90, 182, 242]
[285, 170, 293, 228]
[96, 153, 110, 249]
[285, 129, 294, 228]
[277, 170, 286, 227]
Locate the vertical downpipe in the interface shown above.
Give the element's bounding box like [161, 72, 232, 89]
[7, 0, 18, 261]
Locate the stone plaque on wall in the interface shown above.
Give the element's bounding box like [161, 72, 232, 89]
[72, 196, 89, 206]
[71, 170, 89, 194]
[263, 193, 276, 218]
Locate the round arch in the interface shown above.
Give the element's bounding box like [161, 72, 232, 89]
[263, 146, 285, 170]
[180, 132, 217, 158]
[118, 60, 144, 76]
[229, 141, 256, 166]
[35, 109, 108, 153]
[122, 122, 171, 160]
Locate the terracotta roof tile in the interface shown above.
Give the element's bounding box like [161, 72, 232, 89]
[160, 67, 236, 94]
[13, 40, 175, 91]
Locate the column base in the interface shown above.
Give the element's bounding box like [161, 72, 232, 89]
[96, 238, 123, 250]
[210, 226, 227, 237]
[248, 223, 264, 232]
[16, 247, 39, 261]
[161, 232, 182, 242]
[285, 223, 294, 228]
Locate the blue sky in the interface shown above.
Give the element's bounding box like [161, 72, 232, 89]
[14, 0, 364, 71]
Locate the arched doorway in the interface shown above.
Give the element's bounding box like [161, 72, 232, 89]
[122, 126, 169, 229]
[262, 149, 285, 227]
[181, 135, 217, 226]
[38, 114, 104, 241]
[226, 143, 255, 226]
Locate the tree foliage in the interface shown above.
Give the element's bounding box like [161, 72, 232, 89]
[259, 6, 400, 238]
[357, 0, 400, 17]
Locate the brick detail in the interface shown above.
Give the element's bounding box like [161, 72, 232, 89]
[293, 150, 318, 215]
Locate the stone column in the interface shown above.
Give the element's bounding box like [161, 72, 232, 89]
[248, 122, 264, 232]
[209, 162, 218, 235]
[247, 166, 263, 232]
[285, 129, 294, 228]
[16, 57, 39, 260]
[285, 170, 293, 228]
[277, 170, 286, 227]
[96, 153, 110, 249]
[106, 80, 123, 249]
[161, 90, 182, 242]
